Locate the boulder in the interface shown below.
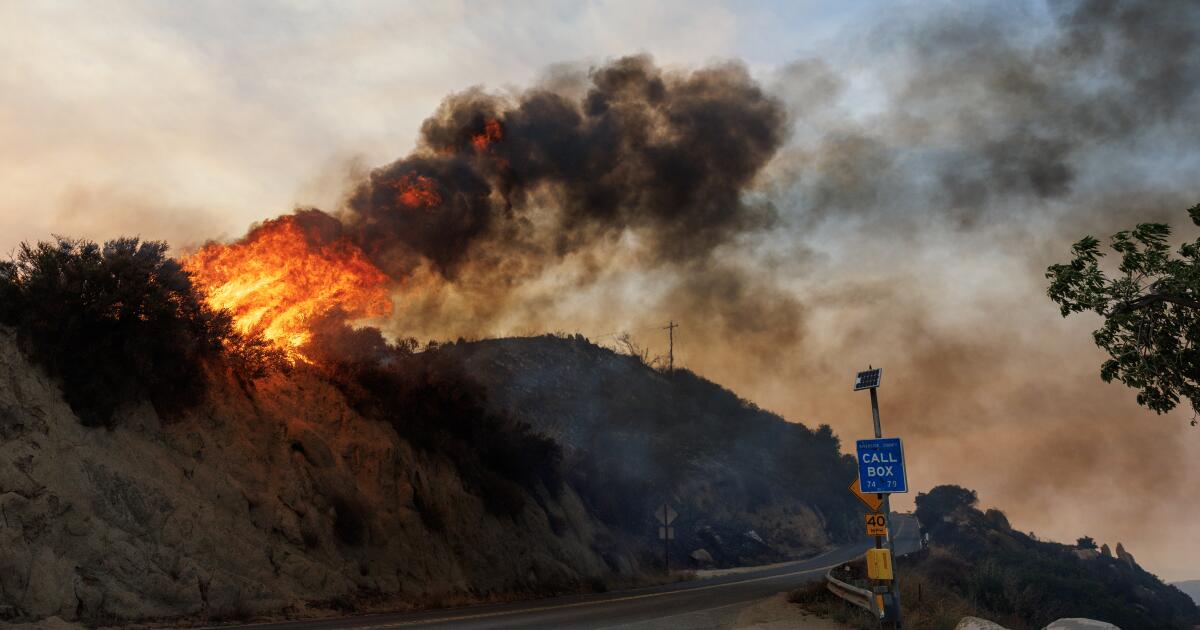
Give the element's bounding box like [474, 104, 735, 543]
[955, 616, 1011, 630]
[984, 508, 1011, 530]
[1044, 619, 1120, 630]
[689, 549, 714, 565]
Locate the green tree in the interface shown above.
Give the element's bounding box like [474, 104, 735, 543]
[1046, 204, 1200, 425]
[915, 484, 978, 523]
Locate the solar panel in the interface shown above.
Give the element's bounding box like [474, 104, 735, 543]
[854, 368, 882, 391]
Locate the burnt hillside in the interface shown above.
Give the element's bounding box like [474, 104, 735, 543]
[0, 238, 864, 626]
[442, 334, 863, 564]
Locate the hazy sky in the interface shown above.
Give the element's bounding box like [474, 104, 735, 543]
[3, 1, 1198, 581]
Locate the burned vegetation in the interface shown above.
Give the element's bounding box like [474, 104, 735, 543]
[305, 320, 565, 519]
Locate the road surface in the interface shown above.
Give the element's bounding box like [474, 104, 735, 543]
[211, 515, 920, 630]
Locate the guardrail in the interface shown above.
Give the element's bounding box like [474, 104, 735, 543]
[823, 514, 921, 620]
[825, 567, 882, 618]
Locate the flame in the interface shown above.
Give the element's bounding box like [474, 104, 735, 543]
[391, 173, 442, 209]
[472, 119, 503, 151]
[183, 215, 393, 361]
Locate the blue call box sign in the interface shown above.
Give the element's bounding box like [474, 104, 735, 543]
[856, 438, 908, 493]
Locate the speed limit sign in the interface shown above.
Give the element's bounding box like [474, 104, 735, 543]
[865, 513, 888, 536]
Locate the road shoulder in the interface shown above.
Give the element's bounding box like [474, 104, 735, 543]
[730, 593, 853, 629]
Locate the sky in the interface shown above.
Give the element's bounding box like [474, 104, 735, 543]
[2, 1, 1198, 581]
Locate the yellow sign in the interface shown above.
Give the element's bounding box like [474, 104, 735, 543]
[849, 479, 884, 512]
[865, 512, 888, 536]
[866, 548, 893, 580]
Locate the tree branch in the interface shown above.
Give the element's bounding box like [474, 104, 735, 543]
[1110, 292, 1200, 316]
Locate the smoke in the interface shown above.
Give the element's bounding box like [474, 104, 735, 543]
[751, 0, 1200, 582]
[185, 0, 1199, 579]
[334, 55, 787, 283]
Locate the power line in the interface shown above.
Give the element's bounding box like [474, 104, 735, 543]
[591, 323, 670, 340]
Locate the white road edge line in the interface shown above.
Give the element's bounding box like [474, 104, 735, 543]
[358, 560, 849, 628]
[593, 597, 761, 630]
[198, 517, 916, 630]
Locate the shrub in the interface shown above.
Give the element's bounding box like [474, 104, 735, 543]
[0, 237, 239, 426]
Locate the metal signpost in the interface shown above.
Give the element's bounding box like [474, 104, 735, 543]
[655, 503, 677, 573]
[852, 367, 906, 628]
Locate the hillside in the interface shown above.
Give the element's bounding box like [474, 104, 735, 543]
[1174, 580, 1200, 606]
[443, 335, 863, 563]
[794, 485, 1200, 629]
[0, 326, 637, 625]
[912, 486, 1198, 628]
[0, 326, 860, 626]
[0, 238, 863, 626]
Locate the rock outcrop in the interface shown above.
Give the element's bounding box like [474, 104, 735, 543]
[1116, 542, 1138, 569]
[954, 617, 1122, 630]
[955, 617, 1010, 630]
[1044, 619, 1120, 630]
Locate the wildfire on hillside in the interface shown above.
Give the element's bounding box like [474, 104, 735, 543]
[179, 56, 786, 364]
[183, 214, 393, 362]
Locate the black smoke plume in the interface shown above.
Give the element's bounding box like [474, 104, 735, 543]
[341, 55, 787, 278]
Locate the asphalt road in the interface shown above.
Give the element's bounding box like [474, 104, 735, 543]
[213, 515, 920, 630]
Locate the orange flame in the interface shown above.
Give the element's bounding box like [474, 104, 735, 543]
[391, 173, 442, 209]
[472, 119, 503, 151]
[183, 215, 393, 362]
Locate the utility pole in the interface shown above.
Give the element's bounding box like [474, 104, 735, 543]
[663, 321, 678, 372]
